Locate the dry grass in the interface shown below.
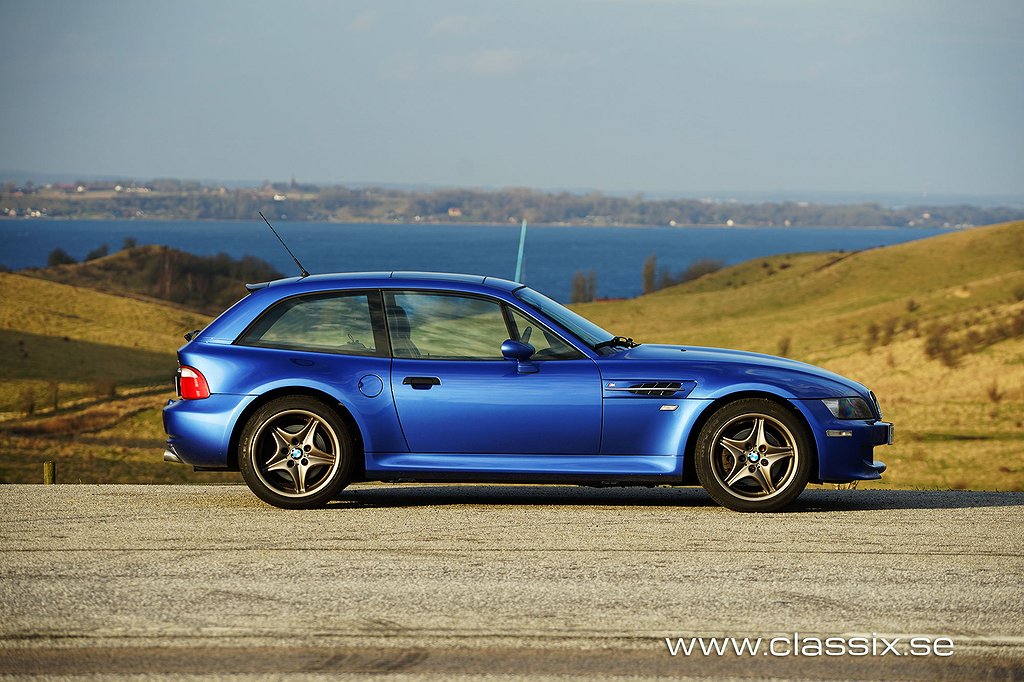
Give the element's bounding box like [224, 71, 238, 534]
[0, 272, 209, 412]
[0, 273, 216, 482]
[577, 221, 1024, 491]
[1, 223, 1021, 488]
[0, 390, 241, 484]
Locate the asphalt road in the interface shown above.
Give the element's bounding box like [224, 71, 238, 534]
[1, 484, 1022, 681]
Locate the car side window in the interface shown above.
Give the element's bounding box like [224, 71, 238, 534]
[507, 308, 584, 360]
[387, 292, 510, 360]
[238, 292, 382, 355]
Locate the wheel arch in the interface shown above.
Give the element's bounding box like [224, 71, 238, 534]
[681, 390, 818, 485]
[227, 386, 366, 480]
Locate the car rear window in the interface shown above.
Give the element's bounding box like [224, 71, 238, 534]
[238, 292, 381, 355]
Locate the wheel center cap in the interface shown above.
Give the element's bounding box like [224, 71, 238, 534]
[290, 447, 303, 460]
[747, 452, 760, 463]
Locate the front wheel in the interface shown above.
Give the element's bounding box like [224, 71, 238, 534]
[238, 396, 352, 509]
[694, 398, 812, 512]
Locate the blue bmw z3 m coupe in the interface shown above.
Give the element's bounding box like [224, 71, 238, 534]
[162, 271, 891, 512]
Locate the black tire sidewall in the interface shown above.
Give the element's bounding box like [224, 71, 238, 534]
[695, 398, 812, 512]
[238, 396, 352, 509]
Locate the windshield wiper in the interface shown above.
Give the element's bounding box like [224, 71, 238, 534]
[592, 336, 639, 351]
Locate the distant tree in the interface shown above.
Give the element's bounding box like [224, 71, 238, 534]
[656, 267, 675, 291]
[571, 272, 588, 303]
[642, 254, 657, 294]
[47, 248, 76, 267]
[570, 270, 597, 303]
[84, 244, 109, 261]
[122, 236, 138, 250]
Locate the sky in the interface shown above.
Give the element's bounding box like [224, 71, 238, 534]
[1, 0, 1022, 198]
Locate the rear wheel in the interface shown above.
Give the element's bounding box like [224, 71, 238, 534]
[239, 396, 352, 509]
[695, 398, 811, 512]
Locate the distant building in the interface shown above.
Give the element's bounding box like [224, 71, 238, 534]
[447, 207, 463, 217]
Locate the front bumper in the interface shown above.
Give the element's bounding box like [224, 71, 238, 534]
[797, 400, 892, 483]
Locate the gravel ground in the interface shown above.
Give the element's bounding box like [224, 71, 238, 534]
[0, 483, 1022, 680]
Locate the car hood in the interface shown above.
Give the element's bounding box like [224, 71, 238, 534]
[599, 344, 871, 401]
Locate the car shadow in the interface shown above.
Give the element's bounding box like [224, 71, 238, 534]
[331, 484, 1024, 512]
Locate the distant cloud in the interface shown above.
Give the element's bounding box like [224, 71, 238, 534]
[430, 14, 490, 36]
[382, 48, 529, 80]
[349, 9, 377, 33]
[437, 49, 527, 76]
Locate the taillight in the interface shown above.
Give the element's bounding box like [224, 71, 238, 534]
[178, 366, 210, 400]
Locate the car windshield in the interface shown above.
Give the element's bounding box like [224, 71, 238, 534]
[514, 287, 614, 348]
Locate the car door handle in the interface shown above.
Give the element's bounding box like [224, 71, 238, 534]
[403, 376, 441, 389]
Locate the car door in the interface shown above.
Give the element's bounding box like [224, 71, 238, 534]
[386, 290, 602, 455]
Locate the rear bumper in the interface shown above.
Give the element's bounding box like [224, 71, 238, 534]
[162, 394, 255, 469]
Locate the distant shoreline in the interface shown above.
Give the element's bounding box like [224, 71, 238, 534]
[0, 216, 959, 232]
[2, 181, 1010, 229]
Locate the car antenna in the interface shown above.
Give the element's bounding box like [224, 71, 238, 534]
[259, 211, 310, 278]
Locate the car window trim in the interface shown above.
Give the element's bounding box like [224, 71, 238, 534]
[503, 304, 586, 361]
[382, 287, 590, 361]
[511, 285, 611, 353]
[233, 288, 389, 358]
[384, 289, 513, 361]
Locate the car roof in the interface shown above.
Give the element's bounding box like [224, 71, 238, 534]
[245, 271, 523, 293]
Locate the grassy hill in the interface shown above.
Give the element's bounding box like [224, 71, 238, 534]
[1, 222, 1021, 489]
[24, 245, 282, 315]
[0, 272, 230, 483]
[576, 220, 1024, 490]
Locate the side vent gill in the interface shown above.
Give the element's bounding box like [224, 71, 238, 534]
[605, 381, 685, 397]
[626, 381, 683, 397]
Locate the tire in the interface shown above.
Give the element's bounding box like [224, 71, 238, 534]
[694, 398, 812, 512]
[238, 396, 352, 509]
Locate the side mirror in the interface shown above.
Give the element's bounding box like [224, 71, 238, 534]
[501, 339, 538, 374]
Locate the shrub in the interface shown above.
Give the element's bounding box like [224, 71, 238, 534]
[643, 257, 726, 294]
[879, 317, 899, 346]
[987, 381, 1003, 404]
[84, 244, 109, 261]
[47, 248, 76, 267]
[924, 324, 958, 368]
[19, 388, 36, 416]
[906, 299, 920, 313]
[865, 322, 880, 351]
[46, 381, 59, 411]
[777, 336, 791, 358]
[96, 380, 117, 399]
[678, 258, 726, 283]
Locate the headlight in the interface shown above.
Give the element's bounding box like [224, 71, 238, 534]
[822, 397, 874, 419]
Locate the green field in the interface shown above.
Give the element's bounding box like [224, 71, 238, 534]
[1, 222, 1022, 488]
